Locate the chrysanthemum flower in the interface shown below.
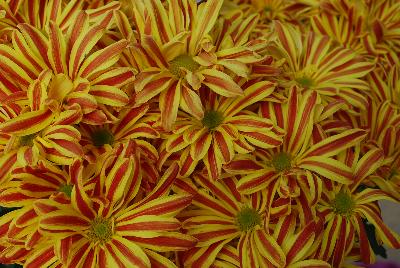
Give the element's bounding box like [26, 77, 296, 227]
[0, 10, 134, 125]
[310, 4, 366, 55]
[368, 65, 400, 108]
[160, 81, 284, 180]
[0, 0, 121, 41]
[0, 160, 94, 267]
[264, 213, 331, 268]
[36, 156, 196, 267]
[128, 0, 265, 129]
[271, 21, 375, 109]
[316, 147, 400, 266]
[226, 88, 366, 207]
[360, 0, 400, 56]
[175, 173, 286, 267]
[78, 103, 159, 167]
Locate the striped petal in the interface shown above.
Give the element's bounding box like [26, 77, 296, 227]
[105, 158, 135, 207]
[185, 217, 238, 247]
[47, 21, 67, 74]
[190, 132, 212, 161]
[350, 148, 384, 191]
[116, 215, 181, 236]
[125, 232, 197, 252]
[39, 210, 89, 235]
[180, 85, 204, 120]
[237, 169, 278, 194]
[135, 73, 173, 104]
[160, 80, 181, 130]
[189, 0, 223, 54]
[70, 160, 96, 219]
[300, 129, 367, 159]
[90, 85, 129, 107]
[254, 228, 286, 267]
[357, 205, 400, 249]
[298, 156, 353, 184]
[286, 90, 318, 154]
[106, 237, 151, 268]
[78, 40, 129, 78]
[242, 130, 283, 149]
[118, 195, 192, 221]
[24, 245, 56, 268]
[0, 109, 53, 135]
[224, 81, 276, 117]
[201, 69, 243, 97]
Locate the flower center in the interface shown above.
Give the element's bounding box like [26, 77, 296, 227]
[91, 128, 114, 147]
[271, 152, 291, 172]
[88, 217, 113, 243]
[387, 169, 398, 181]
[295, 76, 315, 88]
[18, 133, 37, 147]
[264, 6, 272, 12]
[58, 184, 73, 197]
[332, 191, 354, 216]
[169, 55, 200, 77]
[202, 110, 224, 130]
[236, 207, 261, 232]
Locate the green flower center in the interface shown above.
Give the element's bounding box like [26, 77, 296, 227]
[18, 133, 37, 147]
[88, 217, 113, 243]
[271, 152, 291, 172]
[332, 191, 354, 216]
[202, 110, 224, 130]
[296, 76, 315, 88]
[58, 184, 73, 197]
[169, 55, 200, 77]
[91, 128, 114, 147]
[236, 207, 262, 232]
[264, 6, 272, 12]
[387, 169, 398, 181]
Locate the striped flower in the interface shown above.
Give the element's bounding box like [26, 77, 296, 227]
[268, 214, 330, 268]
[160, 81, 284, 180]
[36, 154, 196, 267]
[176, 173, 286, 268]
[316, 147, 400, 266]
[271, 21, 375, 109]
[310, 3, 367, 55]
[128, 0, 264, 129]
[226, 88, 367, 207]
[0, 160, 94, 267]
[0, 10, 134, 125]
[77, 104, 159, 180]
[0, 0, 120, 40]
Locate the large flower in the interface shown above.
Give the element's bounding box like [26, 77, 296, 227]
[0, 10, 134, 125]
[316, 147, 400, 266]
[160, 81, 284, 180]
[310, 3, 366, 55]
[36, 155, 196, 267]
[175, 173, 286, 267]
[126, 0, 265, 129]
[226, 88, 366, 209]
[77, 104, 160, 183]
[0, 160, 94, 267]
[271, 21, 375, 109]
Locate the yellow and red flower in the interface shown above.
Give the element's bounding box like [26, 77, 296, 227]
[316, 147, 400, 266]
[159, 81, 284, 180]
[126, 0, 266, 129]
[36, 151, 195, 267]
[271, 21, 375, 109]
[226, 88, 366, 214]
[176, 173, 286, 267]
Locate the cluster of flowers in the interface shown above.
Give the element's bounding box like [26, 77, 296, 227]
[0, 0, 399, 267]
